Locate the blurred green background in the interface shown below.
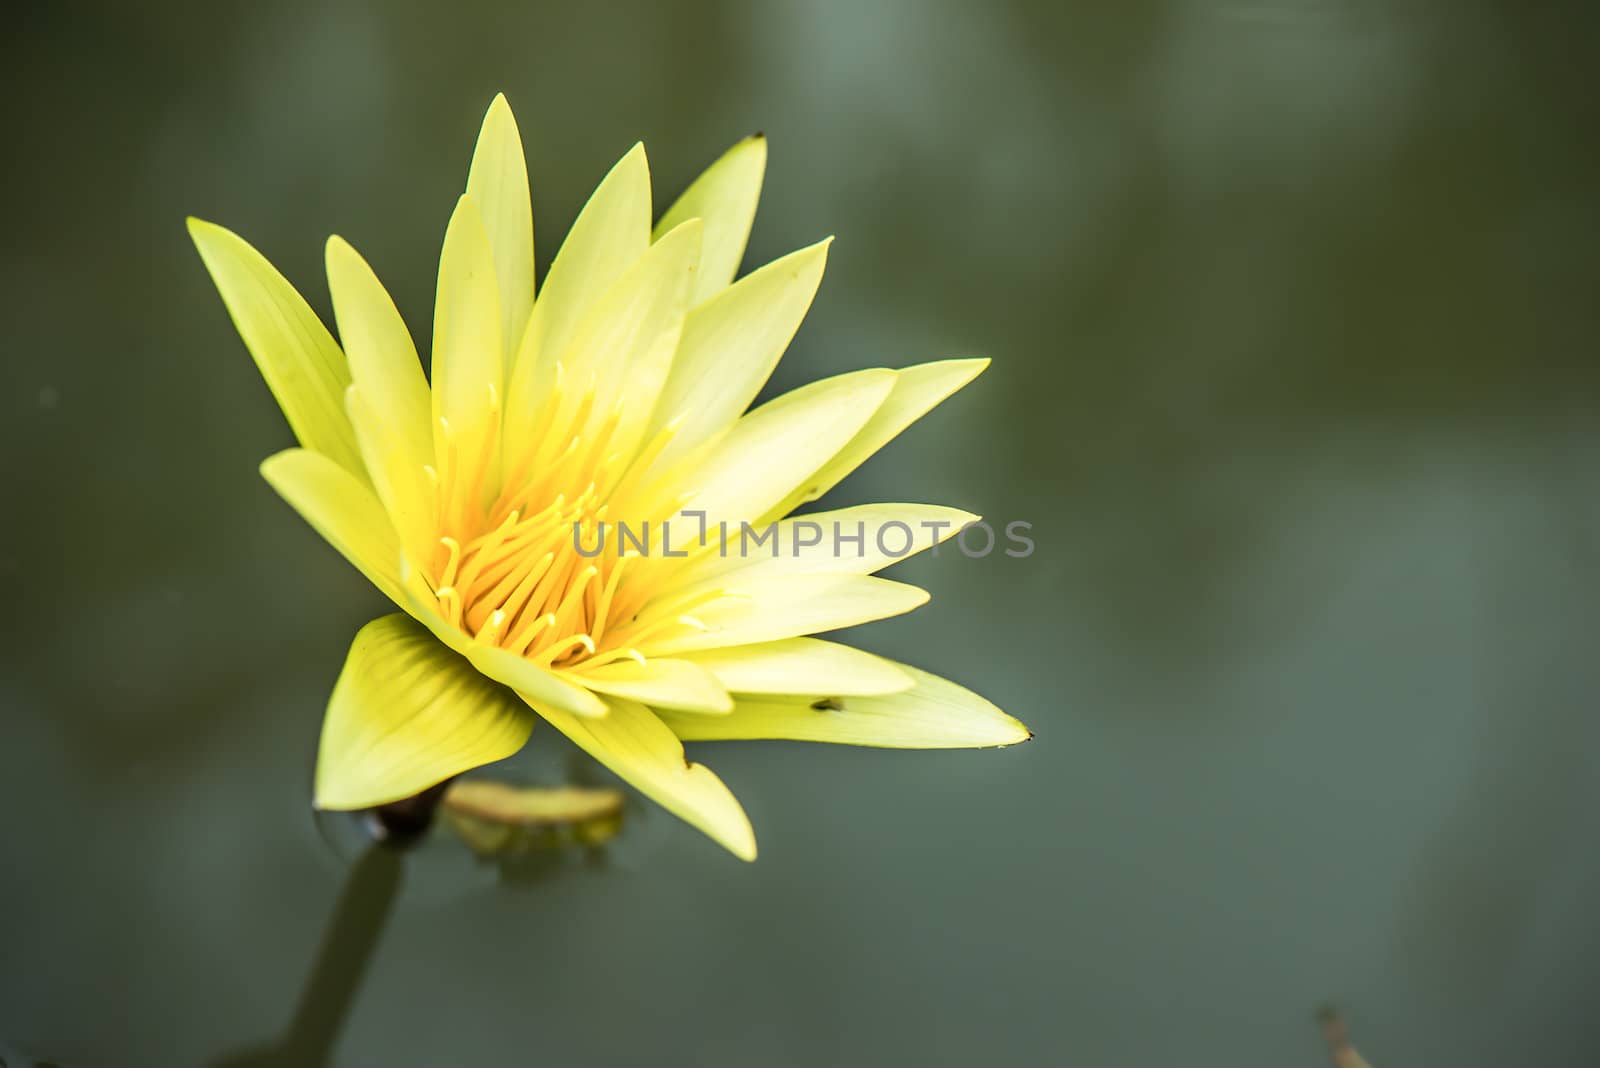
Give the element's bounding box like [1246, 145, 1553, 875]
[4, 1, 1599, 1065]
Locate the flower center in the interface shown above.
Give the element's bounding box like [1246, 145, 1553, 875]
[423, 365, 705, 668]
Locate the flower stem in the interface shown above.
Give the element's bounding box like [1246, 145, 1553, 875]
[362, 777, 456, 847]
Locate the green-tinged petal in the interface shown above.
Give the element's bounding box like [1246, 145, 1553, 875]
[661, 663, 1030, 749]
[666, 368, 897, 535]
[432, 194, 503, 508]
[568, 657, 733, 714]
[531, 695, 756, 860]
[315, 614, 535, 809]
[655, 134, 766, 305]
[682, 503, 976, 586]
[648, 238, 831, 468]
[680, 638, 913, 696]
[466, 94, 535, 360]
[553, 218, 701, 463]
[764, 358, 989, 522]
[259, 448, 411, 609]
[325, 238, 436, 564]
[187, 218, 365, 478]
[504, 143, 651, 460]
[639, 574, 929, 657]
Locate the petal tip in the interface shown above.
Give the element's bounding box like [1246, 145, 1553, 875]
[185, 215, 230, 250]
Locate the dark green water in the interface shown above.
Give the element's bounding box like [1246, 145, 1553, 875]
[4, 2, 1599, 1065]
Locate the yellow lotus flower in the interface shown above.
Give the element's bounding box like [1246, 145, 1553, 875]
[188, 94, 1028, 860]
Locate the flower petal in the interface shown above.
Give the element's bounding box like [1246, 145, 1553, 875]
[647, 238, 831, 468]
[344, 387, 436, 571]
[655, 134, 766, 305]
[531, 695, 757, 860]
[187, 218, 364, 478]
[315, 614, 535, 809]
[660, 663, 1030, 749]
[325, 237, 431, 453]
[638, 574, 929, 657]
[466, 93, 535, 361]
[681, 503, 976, 586]
[325, 237, 436, 565]
[468, 643, 611, 719]
[679, 638, 913, 696]
[432, 194, 503, 518]
[764, 358, 989, 521]
[552, 218, 701, 464]
[259, 448, 412, 610]
[667, 368, 897, 533]
[568, 657, 733, 714]
[504, 143, 651, 460]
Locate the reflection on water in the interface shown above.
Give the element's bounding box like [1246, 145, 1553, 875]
[3, 1, 1599, 1065]
[211, 846, 402, 1068]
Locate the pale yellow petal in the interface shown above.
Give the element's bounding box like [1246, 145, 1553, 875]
[315, 614, 535, 809]
[431, 194, 503, 507]
[647, 238, 831, 468]
[550, 218, 701, 464]
[655, 134, 766, 305]
[325, 237, 436, 565]
[504, 143, 651, 460]
[532, 695, 757, 860]
[258, 448, 409, 609]
[325, 237, 432, 452]
[639, 574, 929, 657]
[469, 643, 610, 719]
[764, 358, 989, 521]
[568, 657, 733, 714]
[466, 93, 535, 360]
[187, 218, 364, 478]
[661, 663, 1030, 749]
[681, 503, 976, 585]
[680, 638, 913, 696]
[666, 368, 897, 536]
[344, 386, 436, 570]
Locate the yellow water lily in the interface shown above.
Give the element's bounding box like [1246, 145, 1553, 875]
[188, 94, 1028, 860]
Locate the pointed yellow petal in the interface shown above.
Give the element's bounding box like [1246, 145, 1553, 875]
[259, 448, 411, 610]
[668, 368, 896, 534]
[469, 643, 610, 719]
[661, 663, 1030, 749]
[552, 218, 701, 462]
[682, 503, 976, 586]
[503, 144, 651, 459]
[344, 387, 436, 570]
[314, 614, 535, 809]
[432, 194, 503, 495]
[325, 237, 436, 566]
[639, 574, 929, 657]
[764, 358, 989, 521]
[466, 94, 535, 360]
[655, 134, 766, 305]
[187, 218, 364, 478]
[569, 657, 734, 714]
[531, 695, 756, 860]
[325, 237, 432, 450]
[680, 638, 913, 696]
[647, 238, 831, 467]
